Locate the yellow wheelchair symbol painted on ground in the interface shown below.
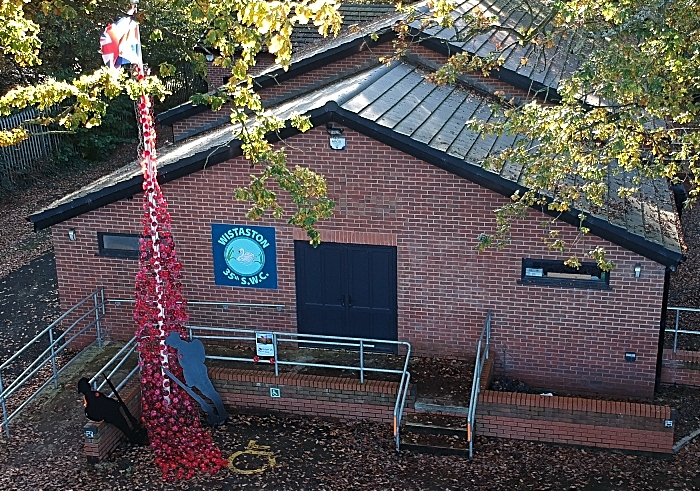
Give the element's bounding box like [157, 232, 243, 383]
[228, 440, 277, 475]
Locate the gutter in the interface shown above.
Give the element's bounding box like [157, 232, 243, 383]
[157, 29, 395, 127]
[29, 103, 337, 232]
[30, 100, 684, 268]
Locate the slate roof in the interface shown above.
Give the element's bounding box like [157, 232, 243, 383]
[30, 60, 683, 266]
[290, 4, 395, 48]
[160, 0, 573, 126]
[157, 4, 402, 126]
[415, 0, 586, 93]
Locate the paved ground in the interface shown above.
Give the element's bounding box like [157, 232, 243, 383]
[0, 253, 59, 379]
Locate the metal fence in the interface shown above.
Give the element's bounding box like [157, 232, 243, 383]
[157, 67, 208, 111]
[0, 107, 60, 184]
[668, 306, 700, 353]
[0, 66, 206, 184]
[90, 336, 138, 396]
[0, 288, 106, 437]
[91, 323, 413, 450]
[467, 310, 492, 459]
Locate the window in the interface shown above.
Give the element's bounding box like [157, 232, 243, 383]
[97, 232, 140, 258]
[519, 258, 610, 290]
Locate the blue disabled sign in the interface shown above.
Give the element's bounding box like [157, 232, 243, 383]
[212, 224, 278, 289]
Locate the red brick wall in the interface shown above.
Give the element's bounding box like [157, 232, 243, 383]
[211, 367, 400, 422]
[661, 349, 700, 386]
[52, 125, 666, 398]
[81, 364, 673, 457]
[476, 390, 674, 454]
[256, 43, 395, 103]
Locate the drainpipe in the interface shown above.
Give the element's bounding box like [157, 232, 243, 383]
[654, 267, 673, 391]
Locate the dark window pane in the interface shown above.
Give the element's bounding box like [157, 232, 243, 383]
[97, 232, 141, 258]
[520, 258, 610, 290]
[102, 234, 140, 251]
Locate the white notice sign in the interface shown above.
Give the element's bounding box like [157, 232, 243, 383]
[256, 332, 275, 357]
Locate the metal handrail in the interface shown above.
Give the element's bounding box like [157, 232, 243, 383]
[0, 291, 101, 371]
[90, 336, 139, 396]
[668, 306, 700, 353]
[187, 325, 410, 380]
[393, 369, 411, 452]
[186, 325, 412, 450]
[0, 288, 105, 438]
[467, 310, 492, 459]
[88, 324, 412, 452]
[107, 298, 285, 311]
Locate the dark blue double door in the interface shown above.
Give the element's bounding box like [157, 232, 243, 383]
[294, 242, 398, 352]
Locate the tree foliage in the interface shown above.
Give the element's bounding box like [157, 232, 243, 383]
[4, 0, 698, 259]
[424, 0, 698, 267]
[0, 0, 341, 241]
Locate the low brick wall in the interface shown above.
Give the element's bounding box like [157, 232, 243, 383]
[82, 361, 674, 461]
[83, 382, 142, 463]
[476, 391, 673, 454]
[660, 349, 700, 387]
[209, 367, 403, 423]
[474, 358, 674, 454]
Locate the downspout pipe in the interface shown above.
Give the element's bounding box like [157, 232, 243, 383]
[655, 266, 674, 391]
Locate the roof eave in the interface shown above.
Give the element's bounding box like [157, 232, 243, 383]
[28, 103, 338, 231]
[32, 100, 683, 268]
[329, 106, 682, 268]
[156, 29, 395, 127]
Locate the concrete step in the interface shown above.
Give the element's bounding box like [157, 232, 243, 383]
[403, 421, 467, 438]
[400, 431, 471, 457]
[413, 401, 470, 415]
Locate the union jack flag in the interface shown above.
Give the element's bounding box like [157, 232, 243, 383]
[100, 16, 142, 69]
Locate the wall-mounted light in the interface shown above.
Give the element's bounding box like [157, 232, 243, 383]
[634, 263, 642, 278]
[205, 53, 214, 62]
[326, 123, 346, 150]
[68, 229, 77, 241]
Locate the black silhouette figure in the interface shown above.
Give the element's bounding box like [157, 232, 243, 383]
[77, 377, 148, 445]
[165, 332, 229, 426]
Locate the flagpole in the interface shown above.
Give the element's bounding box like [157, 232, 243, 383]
[99, 3, 226, 479]
[128, 0, 172, 406]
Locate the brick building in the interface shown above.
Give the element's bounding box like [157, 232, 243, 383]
[30, 0, 683, 399]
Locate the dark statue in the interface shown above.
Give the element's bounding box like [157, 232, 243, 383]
[77, 377, 148, 445]
[165, 332, 229, 426]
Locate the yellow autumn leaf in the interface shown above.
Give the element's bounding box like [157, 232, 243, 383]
[268, 33, 285, 54]
[258, 16, 272, 34]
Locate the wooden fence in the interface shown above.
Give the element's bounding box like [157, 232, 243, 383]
[0, 107, 60, 184]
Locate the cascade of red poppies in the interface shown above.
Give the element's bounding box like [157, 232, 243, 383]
[132, 67, 227, 480]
